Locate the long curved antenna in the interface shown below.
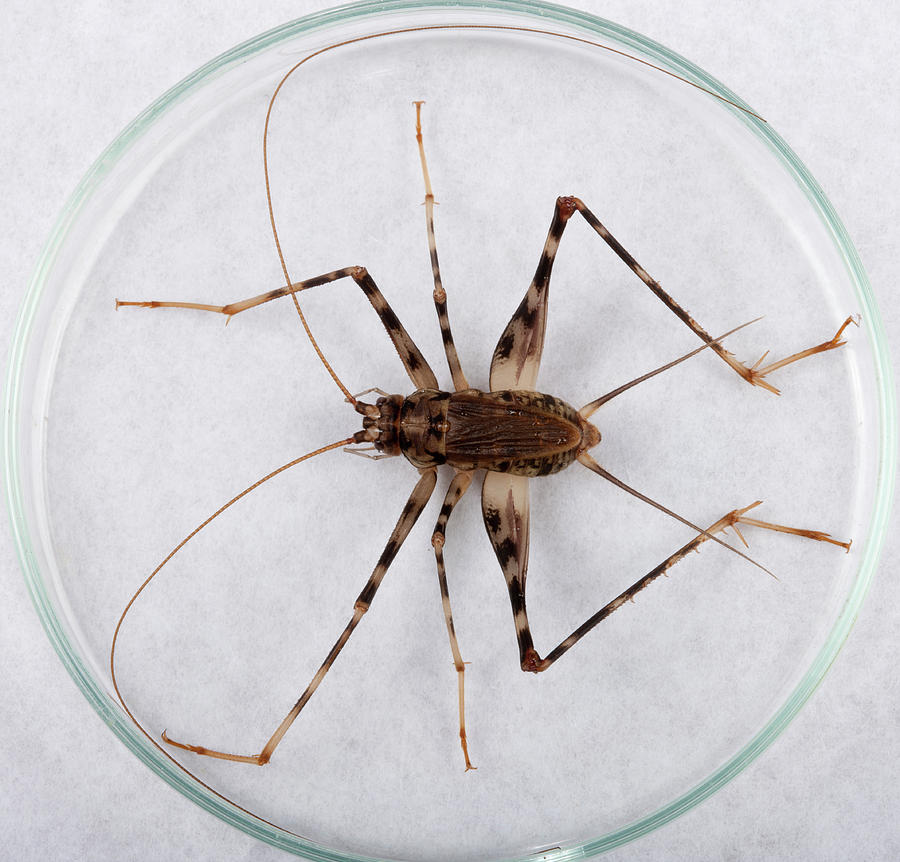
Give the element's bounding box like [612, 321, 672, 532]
[261, 25, 766, 407]
[110, 438, 354, 749]
[577, 451, 775, 578]
[263, 71, 357, 404]
[108, 435, 353, 839]
[579, 318, 761, 418]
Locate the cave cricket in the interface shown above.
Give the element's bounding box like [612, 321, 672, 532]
[111, 40, 854, 774]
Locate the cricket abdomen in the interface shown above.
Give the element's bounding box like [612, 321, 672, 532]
[392, 389, 599, 476]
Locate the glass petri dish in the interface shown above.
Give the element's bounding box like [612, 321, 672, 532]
[5, 1, 893, 859]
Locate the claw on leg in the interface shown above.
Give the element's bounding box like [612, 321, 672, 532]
[161, 730, 267, 765]
[716, 500, 851, 553]
[456, 665, 477, 772]
[728, 315, 858, 395]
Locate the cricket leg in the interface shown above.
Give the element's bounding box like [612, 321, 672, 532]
[569, 196, 854, 395]
[519, 501, 850, 674]
[480, 472, 537, 669]
[414, 102, 469, 392]
[744, 315, 856, 384]
[162, 468, 438, 764]
[489, 196, 579, 391]
[117, 266, 439, 391]
[430, 470, 476, 770]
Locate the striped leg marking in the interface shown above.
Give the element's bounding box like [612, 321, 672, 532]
[570, 198, 853, 395]
[162, 468, 438, 765]
[414, 102, 469, 392]
[431, 470, 476, 770]
[117, 266, 440, 391]
[480, 471, 540, 671]
[489, 197, 577, 391]
[518, 501, 850, 673]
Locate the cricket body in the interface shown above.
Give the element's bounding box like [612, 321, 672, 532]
[111, 32, 855, 778]
[359, 388, 598, 477]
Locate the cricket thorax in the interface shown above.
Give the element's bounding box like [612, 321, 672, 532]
[357, 389, 600, 476]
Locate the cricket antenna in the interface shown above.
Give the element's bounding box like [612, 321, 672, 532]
[110, 436, 354, 735]
[261, 26, 766, 409]
[578, 451, 776, 578]
[263, 57, 359, 406]
[109, 435, 353, 837]
[579, 318, 762, 418]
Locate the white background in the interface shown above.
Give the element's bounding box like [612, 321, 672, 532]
[2, 1, 898, 860]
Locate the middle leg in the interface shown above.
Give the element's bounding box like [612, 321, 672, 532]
[414, 101, 469, 392]
[431, 470, 476, 770]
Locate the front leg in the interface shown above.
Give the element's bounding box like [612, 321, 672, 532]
[160, 468, 439, 764]
[117, 266, 439, 392]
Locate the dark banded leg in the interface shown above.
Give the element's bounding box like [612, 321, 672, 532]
[430, 470, 476, 770]
[489, 197, 577, 391]
[480, 472, 536, 669]
[414, 102, 469, 392]
[513, 501, 851, 674]
[569, 197, 852, 395]
[117, 267, 439, 391]
[162, 468, 438, 764]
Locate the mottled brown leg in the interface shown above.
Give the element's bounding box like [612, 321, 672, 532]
[414, 102, 469, 392]
[162, 468, 438, 764]
[489, 196, 577, 391]
[570, 197, 853, 395]
[520, 501, 850, 674]
[115, 270, 354, 317]
[430, 471, 476, 770]
[117, 266, 439, 390]
[481, 471, 537, 670]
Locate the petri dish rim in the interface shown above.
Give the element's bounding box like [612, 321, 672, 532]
[4, 1, 894, 859]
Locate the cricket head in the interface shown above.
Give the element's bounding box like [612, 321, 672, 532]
[352, 394, 403, 457]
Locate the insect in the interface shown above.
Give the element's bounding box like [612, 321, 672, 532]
[110, 35, 853, 776]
